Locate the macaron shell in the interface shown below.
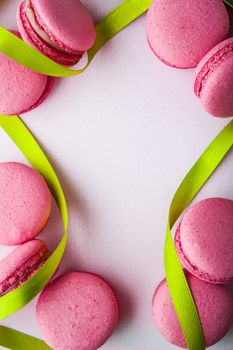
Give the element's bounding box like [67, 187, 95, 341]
[0, 240, 46, 282]
[17, 3, 83, 66]
[194, 38, 233, 117]
[152, 273, 233, 347]
[30, 0, 96, 53]
[146, 0, 229, 68]
[0, 162, 52, 245]
[36, 272, 119, 350]
[0, 240, 50, 295]
[175, 198, 233, 283]
[22, 75, 54, 114]
[194, 37, 233, 91]
[0, 30, 53, 115]
[200, 56, 233, 117]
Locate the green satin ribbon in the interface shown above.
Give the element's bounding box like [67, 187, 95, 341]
[0, 1, 154, 348]
[165, 120, 233, 350]
[0, 118, 232, 349]
[0, 115, 65, 349]
[0, 0, 153, 321]
[0, 0, 152, 322]
[0, 0, 152, 77]
[0, 326, 51, 350]
[0, 0, 232, 349]
[224, 0, 233, 8]
[0, 0, 231, 76]
[0, 115, 68, 322]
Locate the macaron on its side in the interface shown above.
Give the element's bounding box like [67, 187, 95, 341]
[152, 272, 233, 348]
[146, 0, 229, 68]
[194, 38, 233, 117]
[17, 0, 96, 66]
[0, 162, 52, 245]
[17, 3, 83, 66]
[0, 30, 53, 115]
[36, 272, 119, 350]
[175, 198, 233, 283]
[0, 240, 50, 296]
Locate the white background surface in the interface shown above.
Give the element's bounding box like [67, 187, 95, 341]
[0, 1, 233, 349]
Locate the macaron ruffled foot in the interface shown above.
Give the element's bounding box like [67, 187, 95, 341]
[0, 240, 50, 296]
[194, 38, 233, 117]
[175, 197, 233, 283]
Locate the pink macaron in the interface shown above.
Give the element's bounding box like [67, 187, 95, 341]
[36, 272, 119, 350]
[0, 239, 50, 296]
[152, 272, 233, 348]
[0, 30, 53, 116]
[175, 198, 233, 284]
[17, 0, 96, 66]
[194, 37, 233, 117]
[146, 0, 229, 68]
[0, 162, 52, 246]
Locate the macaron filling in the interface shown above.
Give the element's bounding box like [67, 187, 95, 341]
[0, 245, 50, 296]
[194, 43, 233, 97]
[25, 0, 67, 53]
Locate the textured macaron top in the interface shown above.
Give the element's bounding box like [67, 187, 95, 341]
[28, 0, 96, 53]
[146, 0, 229, 68]
[175, 198, 233, 283]
[0, 162, 52, 245]
[0, 30, 52, 116]
[152, 272, 233, 348]
[0, 240, 50, 296]
[36, 272, 119, 350]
